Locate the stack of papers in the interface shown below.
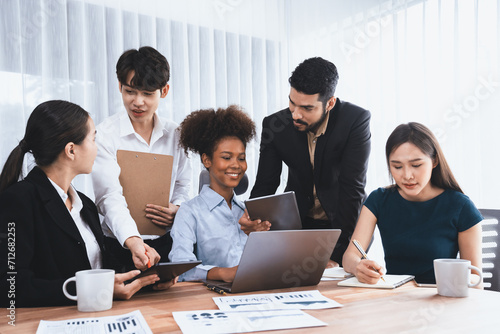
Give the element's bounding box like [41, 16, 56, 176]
[36, 291, 342, 334]
[173, 290, 342, 334]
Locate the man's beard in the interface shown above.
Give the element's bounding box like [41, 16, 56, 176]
[294, 106, 328, 133]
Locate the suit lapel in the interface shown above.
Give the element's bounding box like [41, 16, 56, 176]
[28, 168, 86, 245]
[293, 127, 315, 196]
[80, 199, 106, 253]
[44, 199, 85, 245]
[296, 130, 311, 170]
[314, 101, 339, 183]
[284, 109, 313, 176]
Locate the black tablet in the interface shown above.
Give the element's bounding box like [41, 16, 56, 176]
[244, 191, 302, 230]
[133, 261, 202, 283]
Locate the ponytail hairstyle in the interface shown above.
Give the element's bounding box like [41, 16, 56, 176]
[0, 100, 90, 192]
[385, 122, 463, 193]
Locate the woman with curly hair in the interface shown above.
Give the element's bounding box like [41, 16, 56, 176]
[169, 105, 266, 282]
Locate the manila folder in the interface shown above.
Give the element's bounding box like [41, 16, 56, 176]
[117, 150, 173, 236]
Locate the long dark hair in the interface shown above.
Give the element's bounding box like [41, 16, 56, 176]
[0, 100, 89, 192]
[385, 122, 463, 193]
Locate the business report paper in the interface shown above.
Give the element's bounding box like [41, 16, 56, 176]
[213, 290, 342, 311]
[36, 310, 151, 334]
[172, 309, 327, 334]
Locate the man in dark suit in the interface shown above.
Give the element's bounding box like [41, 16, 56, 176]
[246, 57, 371, 266]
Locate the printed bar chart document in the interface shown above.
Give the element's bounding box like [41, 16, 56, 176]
[173, 309, 326, 334]
[36, 310, 152, 334]
[213, 290, 342, 311]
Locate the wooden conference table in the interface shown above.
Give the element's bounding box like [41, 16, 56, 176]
[5, 279, 500, 333]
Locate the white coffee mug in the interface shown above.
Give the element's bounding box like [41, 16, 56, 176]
[433, 259, 482, 297]
[63, 269, 115, 312]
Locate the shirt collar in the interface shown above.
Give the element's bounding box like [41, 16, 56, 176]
[119, 112, 136, 137]
[47, 178, 83, 212]
[68, 184, 83, 212]
[151, 113, 168, 143]
[199, 184, 245, 211]
[118, 111, 166, 138]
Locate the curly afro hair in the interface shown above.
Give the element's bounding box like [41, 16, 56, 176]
[178, 105, 256, 159]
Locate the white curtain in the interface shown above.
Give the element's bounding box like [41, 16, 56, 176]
[286, 0, 500, 209]
[0, 0, 288, 199]
[1, 0, 499, 210]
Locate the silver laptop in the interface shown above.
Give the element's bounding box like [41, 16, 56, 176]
[204, 229, 341, 293]
[244, 191, 302, 230]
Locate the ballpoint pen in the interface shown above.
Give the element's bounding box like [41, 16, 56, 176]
[352, 239, 386, 282]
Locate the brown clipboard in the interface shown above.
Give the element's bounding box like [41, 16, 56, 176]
[116, 150, 173, 236]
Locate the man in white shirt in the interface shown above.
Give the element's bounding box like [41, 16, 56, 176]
[92, 46, 191, 271]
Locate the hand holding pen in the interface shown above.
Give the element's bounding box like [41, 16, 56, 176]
[145, 251, 151, 268]
[143, 243, 160, 269]
[352, 239, 386, 283]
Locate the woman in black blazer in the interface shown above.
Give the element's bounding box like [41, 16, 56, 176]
[0, 101, 173, 307]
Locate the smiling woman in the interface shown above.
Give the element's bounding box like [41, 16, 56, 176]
[168, 105, 268, 283]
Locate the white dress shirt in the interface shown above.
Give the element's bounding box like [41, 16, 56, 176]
[92, 111, 192, 246]
[48, 178, 102, 269]
[169, 185, 248, 281]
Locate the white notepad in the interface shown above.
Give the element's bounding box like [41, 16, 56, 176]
[322, 267, 353, 279]
[337, 274, 415, 289]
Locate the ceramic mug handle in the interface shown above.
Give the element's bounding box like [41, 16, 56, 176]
[468, 265, 483, 288]
[62, 276, 77, 301]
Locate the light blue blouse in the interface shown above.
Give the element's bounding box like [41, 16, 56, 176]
[168, 185, 248, 281]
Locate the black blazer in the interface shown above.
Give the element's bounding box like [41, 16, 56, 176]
[250, 99, 371, 264]
[0, 167, 109, 307]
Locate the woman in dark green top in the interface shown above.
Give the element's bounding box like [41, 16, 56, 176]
[343, 122, 482, 285]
